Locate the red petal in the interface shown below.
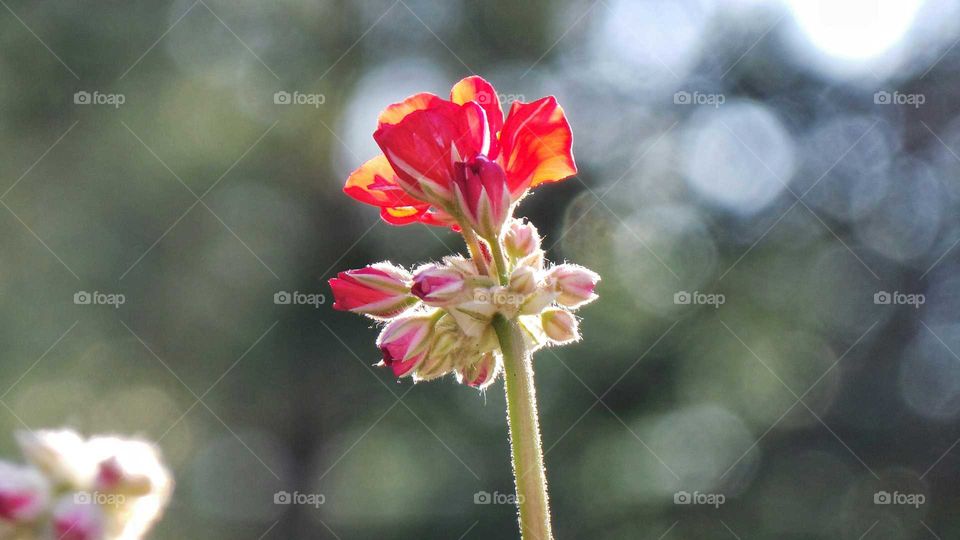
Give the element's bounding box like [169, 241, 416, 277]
[344, 154, 425, 208]
[378, 92, 446, 127]
[380, 205, 428, 225]
[499, 96, 577, 198]
[374, 102, 487, 201]
[450, 76, 503, 142]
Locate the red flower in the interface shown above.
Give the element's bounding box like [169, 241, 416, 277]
[344, 76, 577, 227]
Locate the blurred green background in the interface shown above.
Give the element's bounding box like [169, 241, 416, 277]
[2, 0, 960, 538]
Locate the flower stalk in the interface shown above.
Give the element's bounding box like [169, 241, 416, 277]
[330, 76, 597, 540]
[494, 313, 553, 540]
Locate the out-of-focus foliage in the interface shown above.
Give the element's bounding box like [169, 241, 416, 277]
[2, 0, 960, 538]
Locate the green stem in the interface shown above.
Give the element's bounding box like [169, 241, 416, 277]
[487, 235, 510, 285]
[493, 313, 552, 540]
[460, 225, 490, 276]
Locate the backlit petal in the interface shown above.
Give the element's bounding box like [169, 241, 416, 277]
[499, 96, 577, 199]
[377, 92, 445, 127]
[344, 154, 424, 208]
[450, 76, 503, 141]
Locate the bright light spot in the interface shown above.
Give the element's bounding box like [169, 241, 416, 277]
[681, 100, 795, 215]
[787, 0, 924, 60]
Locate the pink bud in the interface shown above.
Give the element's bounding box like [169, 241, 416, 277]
[0, 462, 49, 523]
[452, 155, 511, 240]
[53, 496, 105, 540]
[459, 352, 500, 389]
[377, 314, 436, 377]
[411, 265, 466, 306]
[545, 264, 600, 308]
[541, 309, 580, 344]
[503, 218, 540, 259]
[329, 262, 416, 319]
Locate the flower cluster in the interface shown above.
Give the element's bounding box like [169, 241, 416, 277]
[0, 430, 172, 540]
[331, 76, 599, 389]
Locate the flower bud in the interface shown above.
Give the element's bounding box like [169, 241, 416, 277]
[16, 430, 93, 488]
[520, 288, 556, 315]
[452, 155, 511, 240]
[541, 309, 580, 344]
[449, 296, 499, 338]
[459, 352, 500, 389]
[508, 265, 537, 296]
[52, 496, 105, 540]
[0, 461, 49, 523]
[329, 262, 416, 319]
[411, 264, 465, 306]
[503, 218, 540, 259]
[377, 314, 436, 377]
[545, 264, 600, 308]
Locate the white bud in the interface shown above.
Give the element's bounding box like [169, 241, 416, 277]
[541, 309, 580, 344]
[509, 266, 537, 296]
[16, 430, 94, 488]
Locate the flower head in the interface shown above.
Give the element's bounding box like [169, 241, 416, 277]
[333, 76, 597, 392]
[344, 76, 576, 229]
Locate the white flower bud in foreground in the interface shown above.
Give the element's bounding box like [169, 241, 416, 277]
[541, 309, 580, 344]
[16, 430, 94, 488]
[545, 264, 600, 309]
[0, 461, 50, 523]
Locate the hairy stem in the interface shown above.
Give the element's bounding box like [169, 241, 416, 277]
[487, 235, 510, 285]
[493, 313, 552, 540]
[460, 225, 490, 276]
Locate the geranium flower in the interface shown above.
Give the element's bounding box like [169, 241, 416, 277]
[343, 76, 577, 228]
[331, 76, 597, 540]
